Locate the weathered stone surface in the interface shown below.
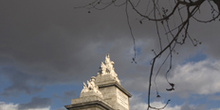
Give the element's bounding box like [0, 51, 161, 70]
[65, 95, 113, 110]
[97, 81, 131, 110]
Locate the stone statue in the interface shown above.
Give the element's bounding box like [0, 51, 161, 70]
[80, 82, 89, 94]
[80, 76, 103, 97]
[105, 54, 115, 73]
[96, 54, 120, 84]
[99, 54, 116, 75]
[100, 62, 106, 74]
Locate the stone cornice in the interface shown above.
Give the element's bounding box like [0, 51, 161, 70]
[65, 100, 114, 110]
[97, 81, 132, 98]
[65, 96, 113, 110]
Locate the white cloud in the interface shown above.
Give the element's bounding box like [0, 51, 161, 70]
[130, 94, 181, 110]
[171, 59, 220, 97]
[151, 102, 181, 110]
[211, 108, 220, 110]
[0, 102, 18, 110]
[124, 59, 220, 98]
[24, 108, 50, 110]
[130, 94, 148, 110]
[0, 102, 50, 110]
[129, 94, 220, 110]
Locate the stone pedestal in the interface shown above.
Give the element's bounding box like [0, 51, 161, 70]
[65, 96, 113, 110]
[96, 74, 131, 110]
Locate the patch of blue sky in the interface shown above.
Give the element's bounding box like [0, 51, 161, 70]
[152, 92, 219, 109]
[3, 94, 32, 105]
[182, 52, 207, 64]
[207, 93, 220, 109]
[179, 94, 220, 109]
[0, 69, 12, 97]
[169, 98, 185, 107]
[151, 92, 185, 107]
[0, 71, 82, 110]
[210, 92, 220, 100]
[40, 83, 82, 109]
[0, 78, 31, 105]
[0, 73, 9, 91]
[134, 47, 153, 65]
[187, 94, 209, 104]
[136, 47, 142, 56]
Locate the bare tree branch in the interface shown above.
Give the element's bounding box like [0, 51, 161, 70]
[76, 0, 220, 109]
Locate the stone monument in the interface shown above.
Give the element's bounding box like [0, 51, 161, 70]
[65, 54, 132, 110]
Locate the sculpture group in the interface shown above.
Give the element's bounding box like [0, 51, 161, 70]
[80, 54, 119, 97]
[98, 54, 120, 82]
[80, 76, 103, 97]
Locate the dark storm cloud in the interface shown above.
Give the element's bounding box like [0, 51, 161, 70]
[0, 0, 140, 96]
[0, 0, 220, 98]
[18, 96, 51, 110]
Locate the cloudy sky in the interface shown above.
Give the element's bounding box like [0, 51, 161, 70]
[0, 0, 220, 110]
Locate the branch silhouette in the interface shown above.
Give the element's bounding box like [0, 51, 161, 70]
[76, 0, 220, 109]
